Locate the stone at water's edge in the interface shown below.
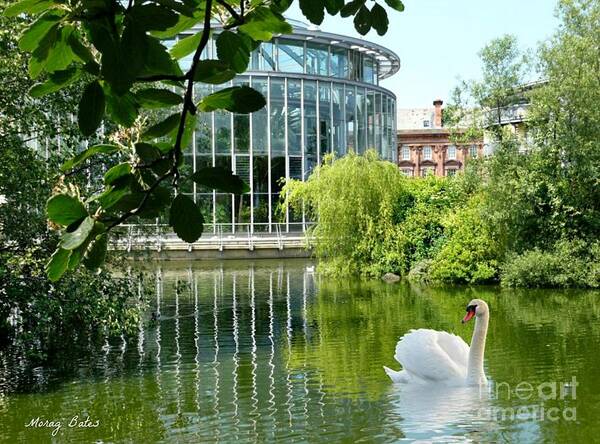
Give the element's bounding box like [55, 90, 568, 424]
[382, 272, 401, 283]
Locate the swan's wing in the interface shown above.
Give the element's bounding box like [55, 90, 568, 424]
[394, 329, 468, 382]
[434, 331, 470, 368]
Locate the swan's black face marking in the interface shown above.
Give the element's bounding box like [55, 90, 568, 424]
[462, 305, 477, 323]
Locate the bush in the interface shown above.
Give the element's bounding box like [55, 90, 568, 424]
[501, 239, 600, 288]
[428, 194, 502, 284]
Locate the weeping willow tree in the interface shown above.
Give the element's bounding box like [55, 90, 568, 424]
[282, 151, 413, 277]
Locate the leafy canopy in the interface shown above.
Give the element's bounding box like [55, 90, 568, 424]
[4, 0, 403, 280]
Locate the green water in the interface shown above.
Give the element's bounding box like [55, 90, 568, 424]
[1, 259, 600, 443]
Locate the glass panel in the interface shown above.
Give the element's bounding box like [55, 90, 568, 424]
[289, 156, 302, 180]
[215, 155, 231, 170]
[215, 110, 231, 154]
[252, 77, 268, 154]
[271, 155, 286, 194]
[356, 88, 366, 154]
[330, 47, 348, 78]
[215, 193, 232, 228]
[180, 154, 194, 193]
[196, 193, 213, 228]
[270, 78, 285, 155]
[234, 155, 250, 185]
[304, 81, 317, 179]
[287, 80, 301, 155]
[277, 38, 304, 73]
[332, 83, 345, 155]
[363, 56, 375, 84]
[234, 194, 251, 224]
[251, 41, 275, 71]
[253, 155, 269, 193]
[375, 93, 382, 153]
[345, 86, 355, 152]
[233, 114, 249, 154]
[253, 193, 269, 229]
[349, 51, 362, 81]
[306, 42, 328, 76]
[319, 83, 331, 159]
[381, 95, 389, 159]
[366, 91, 375, 150]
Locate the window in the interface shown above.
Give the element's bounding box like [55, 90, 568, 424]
[421, 167, 434, 177]
[330, 47, 348, 78]
[447, 145, 456, 160]
[306, 42, 328, 76]
[401, 145, 410, 160]
[400, 168, 413, 177]
[277, 38, 304, 73]
[423, 120, 430, 128]
[469, 145, 478, 158]
[423, 146, 432, 160]
[446, 168, 457, 177]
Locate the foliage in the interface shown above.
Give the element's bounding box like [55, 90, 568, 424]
[3, 0, 403, 280]
[0, 12, 144, 357]
[284, 151, 410, 277]
[427, 193, 502, 284]
[501, 239, 600, 289]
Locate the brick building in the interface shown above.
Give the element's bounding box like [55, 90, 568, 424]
[396, 100, 483, 177]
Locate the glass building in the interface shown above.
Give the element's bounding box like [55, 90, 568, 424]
[176, 21, 400, 235]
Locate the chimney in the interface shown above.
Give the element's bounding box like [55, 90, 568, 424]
[433, 99, 443, 128]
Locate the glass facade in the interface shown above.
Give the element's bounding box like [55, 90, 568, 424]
[171, 27, 399, 235]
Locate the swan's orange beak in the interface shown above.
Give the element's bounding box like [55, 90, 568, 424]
[462, 311, 475, 323]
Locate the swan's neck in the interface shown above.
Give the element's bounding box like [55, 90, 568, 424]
[467, 313, 488, 384]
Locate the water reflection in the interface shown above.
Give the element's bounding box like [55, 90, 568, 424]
[0, 260, 599, 443]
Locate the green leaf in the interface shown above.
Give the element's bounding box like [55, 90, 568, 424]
[78, 80, 105, 136]
[151, 11, 203, 39]
[29, 67, 80, 97]
[194, 60, 236, 84]
[216, 31, 250, 74]
[67, 247, 82, 270]
[191, 167, 250, 194]
[29, 25, 78, 76]
[46, 248, 71, 281]
[18, 11, 62, 51]
[239, 7, 292, 41]
[61, 144, 120, 172]
[324, 0, 344, 15]
[143, 113, 180, 139]
[60, 216, 95, 250]
[370, 3, 388, 36]
[66, 31, 95, 63]
[136, 88, 183, 108]
[169, 32, 202, 59]
[113, 20, 147, 94]
[299, 0, 324, 25]
[47, 194, 87, 226]
[129, 5, 179, 31]
[104, 163, 132, 185]
[384, 0, 405, 12]
[353, 5, 371, 35]
[135, 142, 162, 162]
[140, 36, 184, 78]
[105, 91, 139, 127]
[83, 233, 108, 270]
[4, 0, 55, 16]
[169, 194, 204, 243]
[198, 86, 266, 113]
[340, 0, 365, 17]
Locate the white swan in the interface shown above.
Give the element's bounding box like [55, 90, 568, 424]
[384, 299, 489, 386]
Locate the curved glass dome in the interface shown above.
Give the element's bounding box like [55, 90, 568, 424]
[170, 23, 399, 235]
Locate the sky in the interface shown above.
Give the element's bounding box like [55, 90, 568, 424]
[287, 0, 559, 108]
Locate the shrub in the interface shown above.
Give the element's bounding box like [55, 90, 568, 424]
[501, 239, 600, 288]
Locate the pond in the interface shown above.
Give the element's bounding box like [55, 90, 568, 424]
[1, 259, 599, 443]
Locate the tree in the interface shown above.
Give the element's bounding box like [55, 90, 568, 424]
[3, 0, 404, 280]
